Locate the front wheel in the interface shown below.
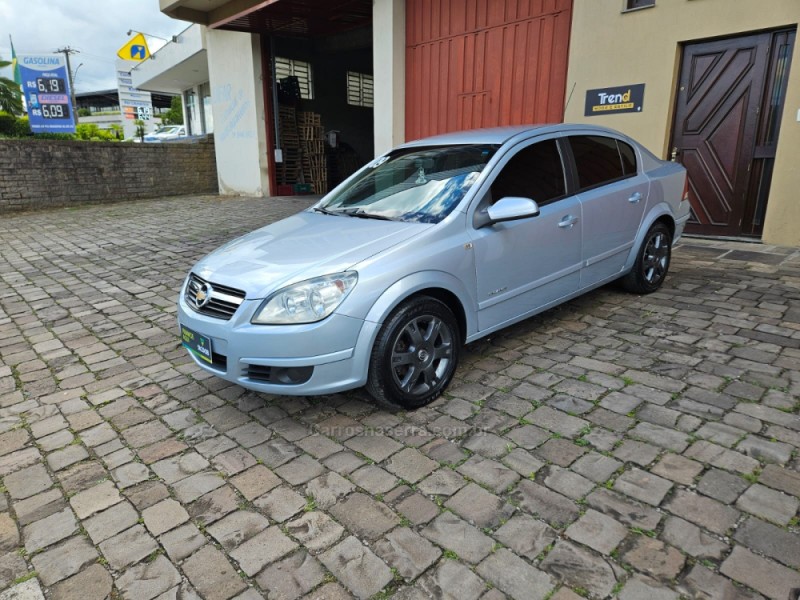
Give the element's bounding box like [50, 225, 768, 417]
[366, 297, 460, 411]
[621, 222, 672, 294]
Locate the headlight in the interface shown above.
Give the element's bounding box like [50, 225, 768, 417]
[251, 272, 358, 325]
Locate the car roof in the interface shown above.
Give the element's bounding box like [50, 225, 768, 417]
[396, 123, 631, 149]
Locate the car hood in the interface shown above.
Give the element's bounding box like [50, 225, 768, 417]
[193, 211, 429, 299]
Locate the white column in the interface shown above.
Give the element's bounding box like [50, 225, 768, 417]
[206, 29, 270, 196]
[373, 0, 406, 157]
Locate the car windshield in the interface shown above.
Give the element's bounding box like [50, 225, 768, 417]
[318, 144, 499, 223]
[156, 126, 179, 134]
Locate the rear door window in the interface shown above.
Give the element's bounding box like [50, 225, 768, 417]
[569, 135, 633, 191]
[618, 140, 637, 175]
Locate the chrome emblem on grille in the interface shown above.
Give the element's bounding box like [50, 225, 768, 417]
[194, 282, 213, 308]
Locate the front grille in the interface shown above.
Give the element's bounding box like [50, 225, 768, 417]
[185, 273, 245, 320]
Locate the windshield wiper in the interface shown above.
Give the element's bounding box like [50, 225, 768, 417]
[316, 206, 395, 221]
[347, 209, 394, 221]
[312, 206, 339, 216]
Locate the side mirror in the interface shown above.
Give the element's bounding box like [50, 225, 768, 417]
[486, 196, 540, 225]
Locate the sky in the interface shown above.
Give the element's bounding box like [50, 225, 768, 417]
[0, 0, 187, 93]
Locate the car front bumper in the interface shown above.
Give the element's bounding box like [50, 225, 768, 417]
[177, 294, 378, 396]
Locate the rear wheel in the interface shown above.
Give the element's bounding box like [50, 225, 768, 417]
[366, 297, 460, 411]
[621, 222, 672, 294]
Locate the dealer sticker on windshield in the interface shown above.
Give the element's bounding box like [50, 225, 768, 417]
[181, 325, 213, 364]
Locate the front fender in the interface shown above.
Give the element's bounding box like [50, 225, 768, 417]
[363, 271, 477, 334]
[623, 203, 676, 272]
[344, 271, 476, 389]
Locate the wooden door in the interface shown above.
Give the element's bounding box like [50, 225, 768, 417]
[672, 33, 771, 236]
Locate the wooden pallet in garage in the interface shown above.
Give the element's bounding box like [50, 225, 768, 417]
[298, 111, 328, 194]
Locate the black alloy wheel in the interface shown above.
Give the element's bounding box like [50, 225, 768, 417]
[622, 222, 672, 294]
[366, 296, 460, 410]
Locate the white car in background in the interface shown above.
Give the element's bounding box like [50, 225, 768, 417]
[144, 125, 186, 142]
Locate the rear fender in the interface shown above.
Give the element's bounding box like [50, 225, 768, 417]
[623, 203, 675, 272]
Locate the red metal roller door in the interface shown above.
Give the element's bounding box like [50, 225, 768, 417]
[405, 0, 573, 141]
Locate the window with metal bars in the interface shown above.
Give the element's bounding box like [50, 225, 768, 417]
[275, 57, 313, 100]
[346, 71, 374, 108]
[625, 0, 655, 9]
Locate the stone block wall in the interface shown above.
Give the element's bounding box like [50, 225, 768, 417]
[0, 136, 218, 213]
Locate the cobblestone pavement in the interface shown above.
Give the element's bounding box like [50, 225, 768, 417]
[0, 195, 799, 600]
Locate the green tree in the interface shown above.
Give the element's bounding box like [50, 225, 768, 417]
[0, 55, 23, 115]
[0, 111, 15, 135]
[134, 119, 145, 142]
[161, 96, 183, 125]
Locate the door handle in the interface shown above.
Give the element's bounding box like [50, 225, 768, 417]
[628, 192, 643, 204]
[558, 215, 578, 229]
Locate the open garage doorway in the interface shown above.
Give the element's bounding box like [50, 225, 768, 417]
[213, 0, 374, 196]
[266, 30, 374, 196]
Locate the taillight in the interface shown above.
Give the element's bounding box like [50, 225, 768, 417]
[682, 176, 690, 203]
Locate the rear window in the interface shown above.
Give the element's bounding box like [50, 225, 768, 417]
[569, 135, 633, 191]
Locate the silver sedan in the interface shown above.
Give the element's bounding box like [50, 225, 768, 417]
[178, 124, 690, 409]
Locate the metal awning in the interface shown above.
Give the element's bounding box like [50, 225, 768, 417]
[215, 0, 371, 35]
[161, 0, 371, 37]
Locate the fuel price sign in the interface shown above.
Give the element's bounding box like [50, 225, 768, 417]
[18, 55, 76, 133]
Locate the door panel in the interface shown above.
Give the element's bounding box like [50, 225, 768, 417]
[672, 33, 771, 236]
[565, 135, 649, 287]
[471, 196, 582, 332]
[579, 176, 649, 288]
[469, 136, 581, 332]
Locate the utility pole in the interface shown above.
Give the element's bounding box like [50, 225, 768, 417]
[56, 46, 80, 123]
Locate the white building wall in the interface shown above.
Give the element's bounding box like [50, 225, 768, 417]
[206, 29, 270, 196]
[373, 0, 405, 157]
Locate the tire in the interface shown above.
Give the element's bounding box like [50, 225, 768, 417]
[366, 296, 460, 411]
[621, 222, 672, 294]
